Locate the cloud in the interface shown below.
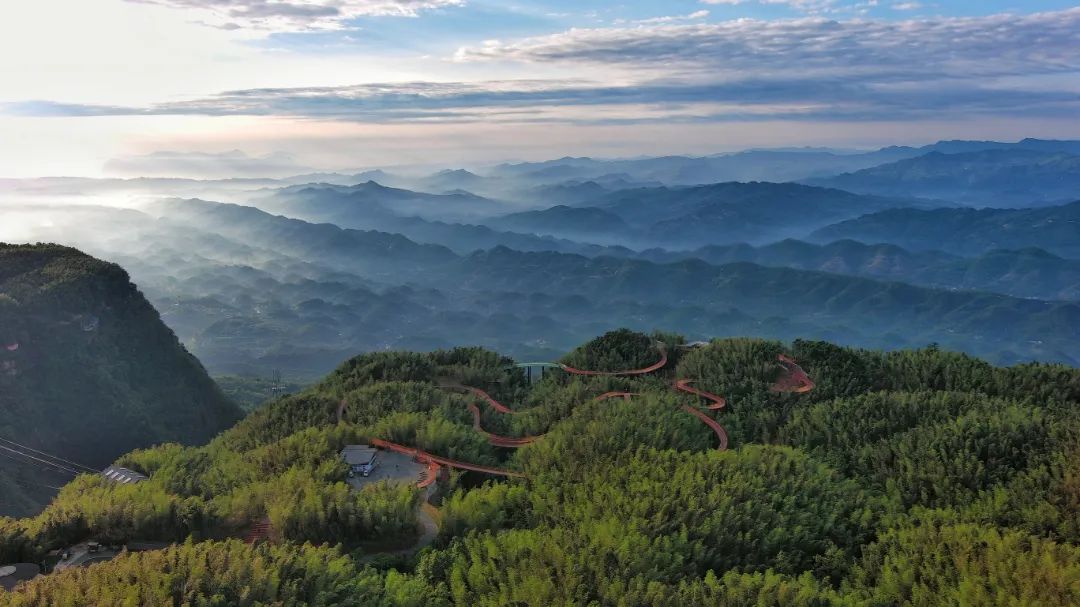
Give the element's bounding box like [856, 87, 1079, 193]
[5, 9, 1080, 128]
[455, 8, 1080, 82]
[700, 0, 843, 13]
[126, 0, 464, 32]
[628, 10, 711, 25]
[5, 75, 1078, 127]
[103, 149, 313, 178]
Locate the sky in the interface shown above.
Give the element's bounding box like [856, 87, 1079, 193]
[1, 0, 1079, 177]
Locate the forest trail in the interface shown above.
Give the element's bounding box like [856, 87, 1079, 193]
[243, 518, 273, 545]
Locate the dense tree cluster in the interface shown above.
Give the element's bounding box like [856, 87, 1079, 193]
[3, 330, 1080, 605]
[2, 540, 436, 607]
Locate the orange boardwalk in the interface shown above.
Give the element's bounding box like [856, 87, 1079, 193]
[674, 379, 727, 410]
[680, 405, 729, 451]
[369, 438, 527, 478]
[561, 343, 668, 376]
[467, 402, 537, 447]
[772, 354, 815, 393]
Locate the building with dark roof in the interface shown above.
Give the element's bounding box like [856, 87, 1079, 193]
[101, 466, 148, 484]
[340, 445, 379, 477]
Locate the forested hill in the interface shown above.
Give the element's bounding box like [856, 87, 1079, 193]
[0, 244, 241, 517]
[2, 330, 1080, 605]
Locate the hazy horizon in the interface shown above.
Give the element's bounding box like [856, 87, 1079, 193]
[3, 1, 1079, 177]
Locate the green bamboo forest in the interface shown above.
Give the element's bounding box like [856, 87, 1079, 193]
[2, 329, 1080, 605]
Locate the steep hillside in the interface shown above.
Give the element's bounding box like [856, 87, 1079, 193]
[0, 244, 241, 517]
[2, 333, 1079, 605]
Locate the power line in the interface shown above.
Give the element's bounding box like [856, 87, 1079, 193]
[0, 436, 98, 472]
[0, 445, 80, 476]
[0, 436, 97, 473]
[0, 449, 64, 476]
[0, 449, 77, 486]
[4, 473, 64, 492]
[0, 444, 81, 476]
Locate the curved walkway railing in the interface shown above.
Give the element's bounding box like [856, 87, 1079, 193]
[560, 343, 668, 376]
[674, 379, 727, 410]
[679, 405, 730, 451]
[338, 346, 816, 482]
[466, 402, 538, 447]
[772, 354, 816, 393]
[369, 438, 526, 478]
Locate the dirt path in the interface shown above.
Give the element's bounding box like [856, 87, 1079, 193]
[360, 487, 440, 561]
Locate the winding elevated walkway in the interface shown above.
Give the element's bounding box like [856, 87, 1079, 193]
[561, 343, 668, 376]
[466, 402, 537, 447]
[674, 379, 727, 410]
[594, 391, 636, 402]
[680, 405, 730, 451]
[340, 344, 815, 479]
[370, 438, 526, 478]
[444, 384, 522, 414]
[772, 354, 816, 393]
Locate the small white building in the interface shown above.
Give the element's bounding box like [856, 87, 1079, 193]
[341, 445, 379, 477]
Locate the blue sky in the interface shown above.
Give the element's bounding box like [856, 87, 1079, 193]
[0, 0, 1078, 176]
[260, 1, 1080, 56]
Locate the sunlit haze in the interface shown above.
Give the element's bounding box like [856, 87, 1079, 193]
[2, 0, 1079, 177]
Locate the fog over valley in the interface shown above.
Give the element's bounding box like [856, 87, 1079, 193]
[4, 139, 1080, 382]
[3, 3, 1080, 604]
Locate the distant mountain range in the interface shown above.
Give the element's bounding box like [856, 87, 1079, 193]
[4, 137, 1080, 381]
[133, 198, 1080, 367]
[146, 198, 458, 277]
[572, 182, 940, 247]
[262, 180, 503, 223]
[6, 137, 1079, 212]
[485, 205, 631, 243]
[808, 149, 1080, 207]
[638, 240, 1080, 302]
[261, 179, 949, 250]
[486, 139, 1080, 193]
[810, 201, 1080, 259]
[487, 148, 921, 185]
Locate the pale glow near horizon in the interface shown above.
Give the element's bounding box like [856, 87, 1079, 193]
[1, 0, 1078, 178]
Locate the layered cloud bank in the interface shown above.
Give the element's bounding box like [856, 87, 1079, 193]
[455, 9, 1080, 79]
[130, 0, 465, 32]
[9, 8, 1079, 126]
[3, 3, 1079, 175]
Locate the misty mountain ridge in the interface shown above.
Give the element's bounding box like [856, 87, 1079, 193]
[4, 136, 1080, 380]
[638, 239, 1080, 302]
[807, 148, 1080, 207]
[11, 194, 1080, 378]
[810, 200, 1080, 259]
